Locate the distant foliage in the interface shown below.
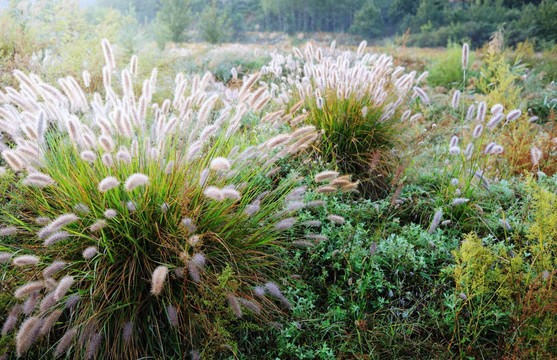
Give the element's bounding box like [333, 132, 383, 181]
[349, 2, 384, 39]
[199, 3, 232, 44]
[156, 0, 193, 43]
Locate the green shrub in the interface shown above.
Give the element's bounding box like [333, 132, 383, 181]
[269, 220, 461, 359]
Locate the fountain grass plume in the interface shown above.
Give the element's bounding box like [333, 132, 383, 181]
[0, 41, 346, 359]
[266, 42, 415, 198]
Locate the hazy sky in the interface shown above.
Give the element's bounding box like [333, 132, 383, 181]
[0, 0, 96, 8]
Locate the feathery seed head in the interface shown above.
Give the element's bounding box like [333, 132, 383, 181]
[192, 253, 206, 268]
[506, 109, 522, 122]
[82, 70, 91, 87]
[81, 150, 96, 162]
[124, 173, 149, 191]
[410, 113, 422, 122]
[491, 104, 504, 114]
[15, 281, 44, 299]
[293, 240, 315, 248]
[25, 172, 55, 188]
[221, 188, 241, 201]
[301, 220, 321, 227]
[39, 292, 57, 313]
[116, 147, 132, 164]
[210, 157, 231, 171]
[449, 136, 459, 148]
[150, 265, 168, 296]
[531, 146, 543, 165]
[122, 322, 134, 342]
[487, 113, 504, 130]
[101, 39, 115, 70]
[466, 104, 475, 121]
[2, 315, 17, 336]
[13, 255, 40, 267]
[39, 310, 62, 336]
[86, 333, 102, 360]
[54, 328, 77, 357]
[65, 294, 80, 309]
[449, 146, 460, 155]
[462, 43, 469, 69]
[451, 90, 460, 109]
[226, 294, 243, 318]
[472, 124, 483, 138]
[0, 226, 17, 236]
[54, 276, 74, 301]
[0, 252, 12, 263]
[413, 87, 430, 105]
[102, 153, 114, 167]
[327, 214, 345, 224]
[203, 186, 224, 201]
[74, 203, 90, 213]
[451, 198, 470, 206]
[167, 305, 179, 327]
[275, 217, 297, 230]
[15, 316, 41, 357]
[43, 261, 66, 278]
[485, 142, 496, 154]
[187, 234, 201, 247]
[22, 291, 39, 315]
[239, 298, 262, 314]
[254, 286, 266, 298]
[476, 102, 486, 122]
[126, 201, 136, 212]
[44, 231, 70, 246]
[314, 170, 339, 182]
[99, 135, 114, 152]
[428, 209, 443, 234]
[491, 145, 504, 154]
[83, 247, 99, 260]
[181, 217, 196, 233]
[90, 219, 107, 232]
[104, 209, 117, 219]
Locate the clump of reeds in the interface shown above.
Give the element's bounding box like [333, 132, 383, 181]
[0, 40, 351, 359]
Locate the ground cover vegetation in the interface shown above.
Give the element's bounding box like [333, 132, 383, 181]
[0, 1, 556, 359]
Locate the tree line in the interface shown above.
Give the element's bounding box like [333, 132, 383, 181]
[96, 0, 557, 48]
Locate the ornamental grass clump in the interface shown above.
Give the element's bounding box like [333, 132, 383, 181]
[264, 41, 422, 198]
[431, 99, 524, 230]
[0, 40, 353, 359]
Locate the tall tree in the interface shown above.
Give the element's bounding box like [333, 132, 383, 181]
[156, 0, 192, 43]
[350, 1, 384, 39]
[199, 0, 232, 44]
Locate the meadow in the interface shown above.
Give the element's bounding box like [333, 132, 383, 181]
[0, 4, 557, 360]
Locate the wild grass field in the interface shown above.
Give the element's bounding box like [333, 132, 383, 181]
[1, 2, 557, 360]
